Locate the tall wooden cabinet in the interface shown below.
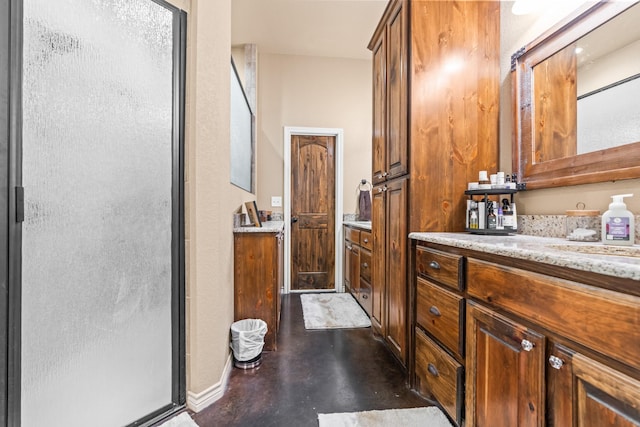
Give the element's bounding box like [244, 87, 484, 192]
[369, 0, 500, 367]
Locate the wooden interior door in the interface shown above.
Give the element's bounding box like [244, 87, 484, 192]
[291, 134, 336, 291]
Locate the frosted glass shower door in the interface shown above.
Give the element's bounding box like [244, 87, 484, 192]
[21, 0, 180, 425]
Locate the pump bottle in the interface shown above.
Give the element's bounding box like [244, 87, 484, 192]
[602, 194, 635, 246]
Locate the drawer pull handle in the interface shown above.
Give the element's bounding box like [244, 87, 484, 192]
[429, 306, 441, 317]
[548, 355, 564, 370]
[427, 363, 439, 377]
[429, 261, 441, 270]
[363, 238, 369, 243]
[521, 339, 534, 352]
[346, 245, 353, 251]
[362, 262, 369, 268]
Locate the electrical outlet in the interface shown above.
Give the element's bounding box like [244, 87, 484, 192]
[271, 196, 282, 207]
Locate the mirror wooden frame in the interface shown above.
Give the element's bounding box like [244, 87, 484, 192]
[512, 0, 640, 189]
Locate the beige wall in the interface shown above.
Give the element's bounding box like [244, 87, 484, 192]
[256, 53, 372, 215]
[500, 1, 640, 215]
[177, 0, 256, 401]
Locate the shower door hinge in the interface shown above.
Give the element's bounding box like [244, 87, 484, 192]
[15, 186, 24, 223]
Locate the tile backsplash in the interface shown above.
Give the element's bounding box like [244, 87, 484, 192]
[517, 214, 640, 242]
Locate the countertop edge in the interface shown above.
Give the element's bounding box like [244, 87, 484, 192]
[234, 221, 284, 233]
[343, 221, 372, 231]
[410, 232, 640, 281]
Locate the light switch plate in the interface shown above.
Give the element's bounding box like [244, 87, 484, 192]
[271, 196, 282, 207]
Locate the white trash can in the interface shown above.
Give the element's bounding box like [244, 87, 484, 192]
[230, 318, 268, 369]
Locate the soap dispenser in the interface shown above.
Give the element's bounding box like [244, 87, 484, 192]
[602, 194, 635, 246]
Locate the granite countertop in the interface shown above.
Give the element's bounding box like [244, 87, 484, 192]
[409, 232, 640, 281]
[343, 220, 372, 231]
[234, 221, 284, 233]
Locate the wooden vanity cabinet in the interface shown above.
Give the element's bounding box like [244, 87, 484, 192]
[411, 241, 640, 427]
[343, 225, 373, 317]
[233, 231, 283, 351]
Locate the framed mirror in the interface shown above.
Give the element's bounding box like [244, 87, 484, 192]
[512, 1, 640, 189]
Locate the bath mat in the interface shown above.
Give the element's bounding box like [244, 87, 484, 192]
[158, 412, 199, 427]
[318, 406, 453, 427]
[300, 293, 371, 329]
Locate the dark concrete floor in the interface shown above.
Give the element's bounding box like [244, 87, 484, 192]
[192, 293, 431, 427]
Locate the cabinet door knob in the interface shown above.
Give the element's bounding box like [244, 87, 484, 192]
[346, 245, 352, 251]
[521, 339, 534, 352]
[427, 363, 439, 377]
[548, 355, 564, 370]
[362, 294, 368, 299]
[362, 262, 369, 268]
[429, 306, 441, 317]
[363, 238, 369, 243]
[429, 261, 441, 270]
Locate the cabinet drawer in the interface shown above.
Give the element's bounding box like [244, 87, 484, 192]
[345, 226, 360, 243]
[416, 277, 464, 358]
[360, 230, 372, 250]
[360, 248, 372, 282]
[415, 328, 463, 426]
[416, 246, 463, 291]
[359, 278, 372, 317]
[467, 258, 640, 371]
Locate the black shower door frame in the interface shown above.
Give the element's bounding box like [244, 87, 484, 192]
[0, 0, 187, 425]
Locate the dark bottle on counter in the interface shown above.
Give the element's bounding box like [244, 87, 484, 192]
[487, 201, 497, 229]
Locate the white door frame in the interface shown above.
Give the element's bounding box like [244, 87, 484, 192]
[284, 126, 344, 294]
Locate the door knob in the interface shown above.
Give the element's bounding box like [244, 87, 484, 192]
[291, 216, 298, 224]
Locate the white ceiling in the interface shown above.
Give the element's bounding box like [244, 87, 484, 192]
[231, 0, 389, 60]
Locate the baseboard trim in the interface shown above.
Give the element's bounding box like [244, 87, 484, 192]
[186, 354, 233, 413]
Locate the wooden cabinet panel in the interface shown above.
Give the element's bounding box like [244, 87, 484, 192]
[359, 278, 373, 317]
[344, 240, 354, 294]
[467, 258, 640, 371]
[546, 343, 575, 426]
[234, 232, 283, 351]
[416, 246, 464, 291]
[466, 301, 545, 427]
[360, 230, 372, 251]
[408, 0, 499, 232]
[415, 328, 463, 426]
[372, 186, 386, 333]
[347, 242, 360, 297]
[574, 354, 640, 427]
[547, 343, 640, 427]
[371, 32, 386, 185]
[386, 177, 408, 364]
[386, 0, 408, 181]
[416, 277, 464, 358]
[360, 247, 372, 282]
[345, 226, 361, 244]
